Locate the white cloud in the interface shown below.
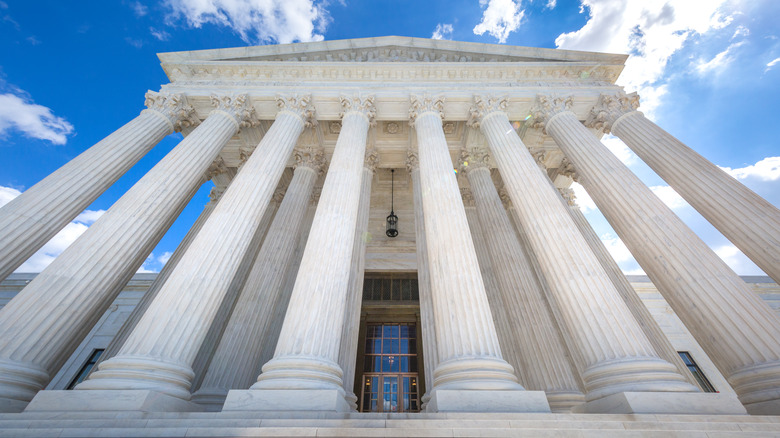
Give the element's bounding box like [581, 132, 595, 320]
[125, 37, 143, 48]
[546, 0, 557, 9]
[164, 0, 328, 44]
[432, 23, 453, 40]
[765, 57, 780, 72]
[0, 186, 21, 207]
[555, 0, 734, 117]
[137, 253, 158, 273]
[649, 185, 688, 210]
[601, 134, 638, 166]
[74, 209, 106, 224]
[720, 157, 780, 181]
[731, 25, 749, 40]
[600, 232, 643, 273]
[714, 244, 764, 275]
[571, 182, 597, 213]
[473, 0, 524, 44]
[0, 92, 73, 145]
[695, 41, 744, 75]
[131, 1, 148, 17]
[157, 251, 173, 266]
[150, 27, 171, 41]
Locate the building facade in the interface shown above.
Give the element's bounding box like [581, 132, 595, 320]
[0, 37, 779, 436]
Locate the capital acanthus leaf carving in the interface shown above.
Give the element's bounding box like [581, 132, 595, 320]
[467, 95, 509, 128]
[208, 186, 226, 203]
[558, 157, 579, 182]
[206, 156, 229, 179]
[405, 148, 419, 173]
[339, 95, 376, 125]
[460, 187, 475, 207]
[530, 94, 574, 132]
[238, 145, 256, 168]
[408, 94, 445, 126]
[276, 94, 316, 127]
[143, 91, 200, 132]
[459, 146, 491, 174]
[272, 187, 287, 205]
[528, 147, 549, 172]
[584, 91, 641, 133]
[558, 187, 578, 207]
[293, 144, 326, 174]
[310, 186, 322, 205]
[210, 93, 260, 128]
[364, 147, 380, 173]
[498, 187, 512, 208]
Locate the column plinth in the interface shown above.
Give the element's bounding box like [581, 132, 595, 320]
[191, 145, 322, 411]
[0, 94, 251, 411]
[73, 95, 310, 403]
[587, 91, 780, 285]
[470, 95, 696, 405]
[533, 93, 780, 412]
[409, 95, 546, 413]
[462, 148, 585, 412]
[224, 96, 375, 413]
[0, 91, 199, 282]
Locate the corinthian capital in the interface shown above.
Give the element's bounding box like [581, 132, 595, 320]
[467, 95, 509, 128]
[210, 94, 260, 128]
[460, 187, 475, 207]
[530, 94, 574, 132]
[276, 94, 316, 127]
[584, 91, 641, 133]
[364, 147, 380, 173]
[339, 95, 376, 125]
[409, 94, 445, 126]
[293, 144, 326, 175]
[558, 187, 578, 207]
[143, 91, 199, 132]
[459, 146, 492, 174]
[405, 148, 419, 173]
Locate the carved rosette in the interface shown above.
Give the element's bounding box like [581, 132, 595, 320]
[460, 187, 475, 208]
[364, 147, 380, 173]
[293, 144, 326, 175]
[558, 187, 578, 207]
[530, 94, 574, 133]
[276, 94, 316, 127]
[467, 95, 509, 128]
[339, 95, 376, 125]
[408, 94, 445, 126]
[459, 146, 491, 174]
[143, 91, 200, 132]
[405, 148, 420, 173]
[585, 91, 641, 133]
[210, 94, 260, 128]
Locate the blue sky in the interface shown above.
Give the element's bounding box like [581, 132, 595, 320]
[0, 0, 778, 275]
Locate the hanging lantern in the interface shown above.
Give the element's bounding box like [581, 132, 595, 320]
[386, 169, 398, 238]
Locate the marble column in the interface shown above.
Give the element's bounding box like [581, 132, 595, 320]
[409, 95, 545, 413]
[406, 148, 438, 406]
[469, 95, 696, 407]
[557, 187, 698, 389]
[461, 147, 585, 412]
[76, 95, 313, 403]
[226, 96, 375, 413]
[0, 91, 199, 282]
[461, 188, 525, 388]
[532, 94, 780, 413]
[338, 147, 378, 410]
[587, 91, 780, 284]
[0, 94, 254, 413]
[191, 144, 324, 410]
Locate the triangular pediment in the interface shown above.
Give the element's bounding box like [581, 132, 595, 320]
[158, 36, 627, 65]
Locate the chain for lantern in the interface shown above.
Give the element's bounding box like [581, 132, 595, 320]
[386, 169, 398, 238]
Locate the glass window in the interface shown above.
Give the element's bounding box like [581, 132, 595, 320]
[678, 351, 717, 393]
[66, 349, 104, 390]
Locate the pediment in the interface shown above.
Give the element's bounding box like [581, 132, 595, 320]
[158, 36, 627, 65]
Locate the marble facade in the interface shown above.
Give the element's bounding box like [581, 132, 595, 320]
[0, 36, 779, 436]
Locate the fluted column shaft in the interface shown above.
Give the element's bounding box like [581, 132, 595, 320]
[561, 194, 698, 388]
[0, 103, 241, 408]
[464, 162, 584, 411]
[472, 100, 694, 401]
[338, 152, 376, 404]
[591, 93, 780, 284]
[407, 153, 438, 401]
[410, 97, 521, 392]
[78, 97, 309, 400]
[253, 97, 374, 394]
[0, 92, 197, 282]
[192, 157, 319, 409]
[540, 101, 780, 407]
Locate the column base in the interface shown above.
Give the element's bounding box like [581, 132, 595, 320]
[222, 389, 351, 412]
[0, 398, 28, 413]
[546, 390, 586, 413]
[425, 389, 550, 413]
[24, 390, 204, 413]
[190, 387, 228, 412]
[744, 399, 780, 415]
[571, 392, 747, 415]
[345, 392, 358, 411]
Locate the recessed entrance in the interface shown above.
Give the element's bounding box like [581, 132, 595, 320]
[355, 275, 424, 413]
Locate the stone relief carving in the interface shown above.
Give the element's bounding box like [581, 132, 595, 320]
[385, 122, 400, 134]
[339, 95, 377, 124]
[408, 94, 445, 125]
[293, 144, 326, 175]
[460, 187, 475, 207]
[405, 148, 419, 173]
[442, 122, 455, 134]
[276, 94, 316, 127]
[364, 147, 380, 173]
[329, 121, 342, 134]
[585, 91, 641, 133]
[143, 91, 199, 132]
[210, 93, 260, 128]
[558, 187, 578, 207]
[467, 95, 509, 128]
[459, 147, 491, 174]
[530, 94, 574, 132]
